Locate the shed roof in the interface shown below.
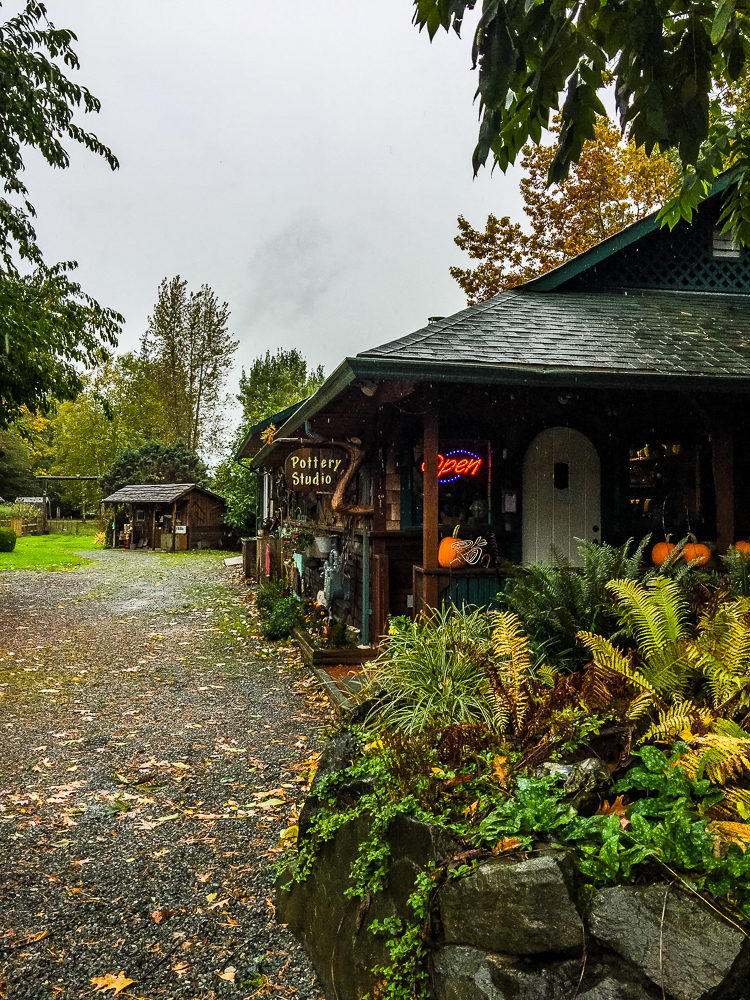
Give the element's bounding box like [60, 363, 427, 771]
[101, 483, 225, 505]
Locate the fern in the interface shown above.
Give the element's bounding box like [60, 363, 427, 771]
[501, 537, 649, 671]
[680, 733, 750, 784]
[488, 611, 536, 734]
[721, 547, 750, 597]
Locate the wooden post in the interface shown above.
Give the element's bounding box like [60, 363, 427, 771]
[372, 553, 389, 643]
[422, 403, 440, 610]
[171, 502, 177, 552]
[151, 508, 157, 550]
[712, 429, 734, 554]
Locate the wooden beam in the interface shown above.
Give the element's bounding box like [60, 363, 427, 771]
[712, 428, 735, 554]
[422, 404, 440, 610]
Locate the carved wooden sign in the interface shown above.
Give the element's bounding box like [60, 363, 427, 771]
[285, 447, 347, 493]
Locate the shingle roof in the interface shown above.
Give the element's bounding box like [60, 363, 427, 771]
[358, 289, 750, 380]
[102, 484, 213, 505]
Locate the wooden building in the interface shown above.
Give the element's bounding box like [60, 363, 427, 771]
[238, 178, 750, 644]
[101, 483, 226, 551]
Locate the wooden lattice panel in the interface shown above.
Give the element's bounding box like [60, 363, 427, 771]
[567, 211, 750, 295]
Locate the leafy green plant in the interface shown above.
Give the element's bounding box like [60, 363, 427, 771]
[255, 579, 286, 617]
[261, 595, 303, 641]
[364, 606, 495, 734]
[0, 526, 17, 552]
[499, 536, 650, 670]
[476, 743, 750, 915]
[330, 620, 350, 648]
[721, 546, 750, 597]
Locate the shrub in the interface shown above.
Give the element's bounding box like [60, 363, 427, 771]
[256, 579, 286, 618]
[0, 527, 17, 552]
[261, 595, 303, 641]
[365, 606, 496, 734]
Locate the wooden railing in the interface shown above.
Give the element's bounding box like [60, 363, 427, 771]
[412, 565, 504, 616]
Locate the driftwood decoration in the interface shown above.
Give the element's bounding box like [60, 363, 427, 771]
[330, 441, 374, 516]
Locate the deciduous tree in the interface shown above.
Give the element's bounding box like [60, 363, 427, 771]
[141, 277, 238, 454]
[237, 349, 324, 429]
[452, 118, 677, 303]
[50, 353, 166, 478]
[0, 2, 121, 425]
[413, 1, 750, 241]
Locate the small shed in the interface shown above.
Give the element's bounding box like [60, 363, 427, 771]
[101, 483, 226, 551]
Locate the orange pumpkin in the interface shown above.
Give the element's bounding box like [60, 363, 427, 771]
[683, 541, 711, 566]
[651, 541, 677, 566]
[438, 525, 464, 568]
[735, 541, 750, 557]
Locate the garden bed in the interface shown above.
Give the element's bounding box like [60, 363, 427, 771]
[293, 627, 378, 667]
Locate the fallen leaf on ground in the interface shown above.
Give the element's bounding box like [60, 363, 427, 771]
[91, 971, 135, 995]
[150, 908, 175, 923]
[217, 966, 236, 981]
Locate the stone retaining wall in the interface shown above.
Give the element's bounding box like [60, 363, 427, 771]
[277, 768, 750, 1000]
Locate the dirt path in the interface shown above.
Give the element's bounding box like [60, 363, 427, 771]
[0, 549, 331, 1000]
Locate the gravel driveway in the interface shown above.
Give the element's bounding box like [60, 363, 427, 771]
[0, 548, 331, 1000]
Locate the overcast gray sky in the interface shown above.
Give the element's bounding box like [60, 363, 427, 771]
[23, 1, 522, 400]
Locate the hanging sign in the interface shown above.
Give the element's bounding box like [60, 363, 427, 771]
[421, 449, 483, 483]
[285, 447, 347, 493]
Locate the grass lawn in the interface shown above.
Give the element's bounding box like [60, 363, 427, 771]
[0, 532, 101, 571]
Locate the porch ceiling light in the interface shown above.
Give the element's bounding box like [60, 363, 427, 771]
[360, 380, 377, 396]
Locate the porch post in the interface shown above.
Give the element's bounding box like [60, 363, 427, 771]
[171, 502, 177, 552]
[422, 402, 439, 610]
[712, 428, 734, 554]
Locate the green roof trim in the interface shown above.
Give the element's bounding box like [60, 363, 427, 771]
[234, 398, 309, 463]
[524, 172, 734, 292]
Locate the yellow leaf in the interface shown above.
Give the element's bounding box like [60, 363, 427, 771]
[492, 837, 522, 854]
[218, 966, 236, 981]
[280, 824, 298, 842]
[709, 821, 750, 851]
[491, 755, 511, 789]
[91, 971, 135, 996]
[206, 892, 217, 902]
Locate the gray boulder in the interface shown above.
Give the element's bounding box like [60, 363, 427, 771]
[438, 851, 583, 956]
[589, 885, 750, 1000]
[276, 813, 393, 1000]
[386, 813, 463, 921]
[534, 757, 612, 811]
[430, 946, 593, 1000]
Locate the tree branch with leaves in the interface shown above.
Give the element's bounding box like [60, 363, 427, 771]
[0, 1, 122, 426]
[413, 0, 750, 242]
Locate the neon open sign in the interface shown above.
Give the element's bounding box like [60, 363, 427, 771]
[421, 450, 483, 483]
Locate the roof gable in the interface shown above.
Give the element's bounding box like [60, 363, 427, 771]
[101, 483, 226, 506]
[526, 173, 750, 294]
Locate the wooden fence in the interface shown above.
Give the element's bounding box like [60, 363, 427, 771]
[0, 515, 46, 536]
[47, 518, 92, 535]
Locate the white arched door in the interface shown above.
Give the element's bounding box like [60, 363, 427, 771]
[522, 427, 601, 565]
